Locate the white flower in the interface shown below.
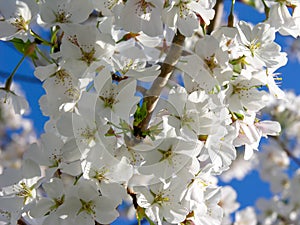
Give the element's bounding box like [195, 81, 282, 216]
[165, 86, 221, 140]
[23, 133, 70, 177]
[29, 178, 66, 221]
[234, 207, 257, 225]
[0, 89, 29, 115]
[83, 154, 132, 205]
[134, 174, 191, 225]
[190, 187, 223, 225]
[219, 186, 240, 216]
[113, 31, 162, 61]
[220, 152, 256, 182]
[236, 21, 287, 70]
[265, 0, 300, 38]
[92, 0, 122, 16]
[178, 35, 232, 93]
[252, 68, 285, 99]
[24, 129, 85, 177]
[0, 159, 42, 223]
[234, 113, 281, 160]
[137, 137, 202, 180]
[59, 24, 115, 74]
[38, 0, 94, 26]
[94, 67, 140, 124]
[115, 0, 164, 37]
[0, 196, 24, 224]
[194, 35, 232, 85]
[34, 63, 89, 118]
[162, 0, 216, 36]
[203, 124, 238, 172]
[58, 180, 119, 225]
[225, 77, 269, 113]
[0, 0, 33, 41]
[182, 164, 217, 214]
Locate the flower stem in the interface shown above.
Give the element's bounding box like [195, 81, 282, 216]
[50, 26, 60, 53]
[30, 29, 53, 46]
[4, 54, 26, 91]
[35, 46, 56, 65]
[261, 0, 270, 19]
[228, 0, 236, 27]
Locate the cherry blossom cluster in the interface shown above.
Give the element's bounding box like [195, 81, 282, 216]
[0, 83, 36, 174]
[253, 92, 300, 225]
[218, 92, 300, 225]
[0, 0, 300, 224]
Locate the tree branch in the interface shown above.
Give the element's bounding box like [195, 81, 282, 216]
[17, 218, 28, 225]
[133, 31, 186, 136]
[206, 0, 224, 34]
[272, 136, 300, 168]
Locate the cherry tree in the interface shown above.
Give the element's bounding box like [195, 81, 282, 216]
[0, 0, 300, 224]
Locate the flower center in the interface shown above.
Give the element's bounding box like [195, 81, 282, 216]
[49, 195, 65, 211]
[135, 0, 155, 20]
[247, 41, 261, 57]
[80, 47, 97, 66]
[204, 55, 219, 73]
[55, 6, 71, 23]
[16, 182, 34, 204]
[104, 0, 120, 10]
[158, 148, 173, 163]
[93, 168, 109, 183]
[79, 127, 97, 146]
[153, 192, 169, 205]
[11, 15, 28, 31]
[64, 87, 80, 100]
[176, 0, 191, 18]
[50, 69, 72, 86]
[78, 199, 95, 215]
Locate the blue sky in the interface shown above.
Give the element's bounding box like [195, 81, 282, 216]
[0, 1, 300, 223]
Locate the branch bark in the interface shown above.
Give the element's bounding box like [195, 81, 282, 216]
[207, 0, 224, 34]
[133, 1, 224, 136]
[17, 218, 28, 225]
[133, 31, 186, 136]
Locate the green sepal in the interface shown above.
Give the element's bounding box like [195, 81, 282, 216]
[10, 38, 38, 59]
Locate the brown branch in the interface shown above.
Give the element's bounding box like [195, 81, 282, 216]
[133, 31, 186, 136]
[95, 222, 107, 225]
[17, 218, 28, 225]
[272, 136, 300, 168]
[136, 85, 147, 96]
[206, 0, 224, 34]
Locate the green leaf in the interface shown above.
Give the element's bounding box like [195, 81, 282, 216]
[133, 101, 148, 127]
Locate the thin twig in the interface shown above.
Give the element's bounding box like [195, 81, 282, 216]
[272, 136, 300, 167]
[0, 70, 41, 84]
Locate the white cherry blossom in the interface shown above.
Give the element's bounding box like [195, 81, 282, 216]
[115, 0, 164, 37]
[0, 0, 33, 41]
[162, 0, 216, 36]
[236, 21, 288, 70]
[38, 0, 94, 26]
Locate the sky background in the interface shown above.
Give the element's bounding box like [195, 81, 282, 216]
[0, 1, 300, 224]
